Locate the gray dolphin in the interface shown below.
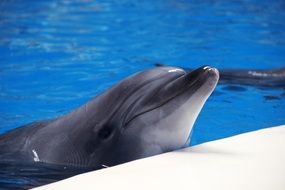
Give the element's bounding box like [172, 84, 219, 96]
[218, 67, 285, 88]
[0, 66, 219, 168]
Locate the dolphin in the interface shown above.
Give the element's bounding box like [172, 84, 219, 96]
[214, 67, 285, 88]
[0, 66, 219, 169]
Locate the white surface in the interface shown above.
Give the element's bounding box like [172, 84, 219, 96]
[35, 125, 285, 190]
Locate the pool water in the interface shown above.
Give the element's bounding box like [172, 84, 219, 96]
[0, 0, 285, 189]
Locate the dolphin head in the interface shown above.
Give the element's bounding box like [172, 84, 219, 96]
[24, 66, 219, 168]
[83, 65, 219, 167]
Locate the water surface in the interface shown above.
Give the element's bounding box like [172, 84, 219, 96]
[0, 0, 285, 189]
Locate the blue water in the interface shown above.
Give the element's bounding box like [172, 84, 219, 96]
[0, 0, 285, 189]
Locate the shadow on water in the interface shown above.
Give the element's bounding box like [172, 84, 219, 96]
[0, 162, 97, 189]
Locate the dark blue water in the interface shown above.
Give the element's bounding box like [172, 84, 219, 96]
[0, 0, 285, 189]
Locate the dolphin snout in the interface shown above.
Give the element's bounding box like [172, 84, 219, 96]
[205, 66, 220, 87]
[186, 65, 219, 82]
[206, 66, 219, 80]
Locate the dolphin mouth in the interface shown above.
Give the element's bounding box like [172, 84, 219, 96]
[123, 66, 219, 128]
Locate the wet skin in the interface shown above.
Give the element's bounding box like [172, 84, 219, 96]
[0, 66, 219, 169]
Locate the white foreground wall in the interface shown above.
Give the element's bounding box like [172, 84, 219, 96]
[35, 125, 285, 190]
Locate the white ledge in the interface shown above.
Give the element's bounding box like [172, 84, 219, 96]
[35, 125, 285, 190]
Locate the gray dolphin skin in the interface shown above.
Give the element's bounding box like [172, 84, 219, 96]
[217, 67, 285, 88]
[0, 66, 219, 169]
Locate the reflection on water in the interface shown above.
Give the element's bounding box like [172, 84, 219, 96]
[0, 0, 285, 189]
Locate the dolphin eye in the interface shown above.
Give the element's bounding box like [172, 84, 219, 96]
[98, 127, 113, 140]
